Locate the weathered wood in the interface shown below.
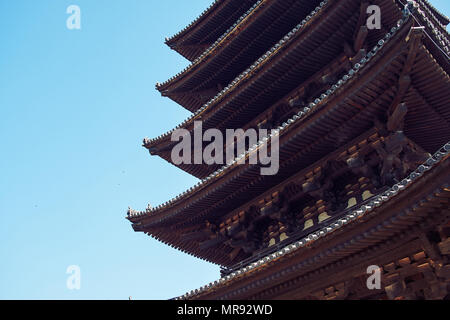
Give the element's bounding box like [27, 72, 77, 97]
[354, 26, 368, 52]
[387, 102, 408, 132]
[131, 0, 450, 300]
[438, 238, 450, 255]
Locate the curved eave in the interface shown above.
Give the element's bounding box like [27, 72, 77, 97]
[146, 145, 220, 179]
[133, 19, 413, 225]
[138, 22, 449, 229]
[159, 0, 267, 90]
[150, 0, 449, 155]
[413, 3, 450, 75]
[178, 153, 450, 300]
[128, 21, 450, 265]
[147, 0, 350, 150]
[146, 0, 407, 173]
[147, 0, 351, 178]
[158, 0, 325, 112]
[165, 0, 257, 62]
[130, 28, 448, 255]
[421, 0, 450, 26]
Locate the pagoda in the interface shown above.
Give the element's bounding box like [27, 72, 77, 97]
[128, 0, 450, 300]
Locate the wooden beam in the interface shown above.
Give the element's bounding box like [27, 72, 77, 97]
[229, 247, 242, 261]
[353, 1, 369, 40]
[354, 26, 368, 52]
[387, 102, 408, 132]
[387, 30, 422, 115]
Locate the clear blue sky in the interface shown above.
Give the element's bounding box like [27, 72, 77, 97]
[0, 0, 449, 300]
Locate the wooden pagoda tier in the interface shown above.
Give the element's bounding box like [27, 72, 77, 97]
[176, 148, 450, 300]
[129, 0, 450, 300]
[161, 0, 449, 112]
[129, 11, 450, 269]
[165, 0, 256, 62]
[417, 0, 450, 29]
[157, 0, 326, 112]
[147, 0, 450, 179]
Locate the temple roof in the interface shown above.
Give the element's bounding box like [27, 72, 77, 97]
[157, 0, 325, 112]
[421, 0, 450, 27]
[149, 2, 450, 178]
[146, 0, 418, 179]
[165, 0, 256, 62]
[128, 20, 450, 266]
[174, 144, 450, 299]
[413, 1, 450, 74]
